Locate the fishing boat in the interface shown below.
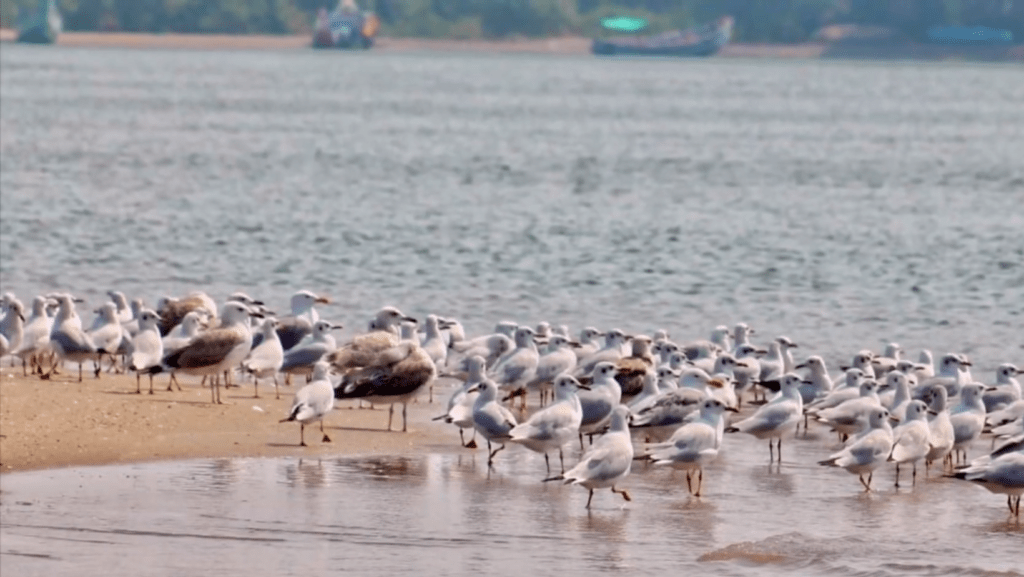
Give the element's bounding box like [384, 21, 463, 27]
[17, 0, 62, 44]
[312, 0, 380, 50]
[592, 15, 733, 57]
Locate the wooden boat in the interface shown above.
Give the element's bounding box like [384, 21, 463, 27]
[17, 0, 62, 45]
[312, 1, 380, 50]
[592, 16, 733, 57]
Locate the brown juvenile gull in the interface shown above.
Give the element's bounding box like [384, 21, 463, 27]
[160, 301, 256, 404]
[333, 340, 436, 432]
[326, 306, 417, 372]
[615, 335, 655, 401]
[156, 291, 218, 336]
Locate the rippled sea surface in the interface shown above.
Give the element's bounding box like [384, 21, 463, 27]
[1, 43, 1023, 576]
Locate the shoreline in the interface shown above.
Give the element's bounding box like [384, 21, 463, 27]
[0, 29, 1021, 61]
[0, 368, 460, 474]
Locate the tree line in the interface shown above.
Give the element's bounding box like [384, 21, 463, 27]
[3, 0, 1022, 42]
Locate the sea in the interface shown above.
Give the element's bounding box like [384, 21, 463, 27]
[1, 43, 1022, 576]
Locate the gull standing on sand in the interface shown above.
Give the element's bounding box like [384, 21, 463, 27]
[550, 405, 634, 509]
[14, 296, 54, 375]
[818, 407, 894, 492]
[467, 378, 518, 465]
[45, 294, 96, 382]
[161, 301, 257, 404]
[243, 318, 285, 399]
[272, 290, 331, 351]
[508, 374, 586, 475]
[889, 399, 931, 487]
[333, 339, 436, 432]
[87, 303, 124, 376]
[647, 398, 732, 497]
[160, 311, 206, 391]
[280, 361, 336, 446]
[128, 309, 164, 394]
[156, 291, 218, 336]
[280, 320, 342, 380]
[0, 300, 25, 367]
[328, 306, 416, 371]
[419, 314, 449, 402]
[727, 373, 804, 462]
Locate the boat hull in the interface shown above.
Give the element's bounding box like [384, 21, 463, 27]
[592, 16, 732, 57]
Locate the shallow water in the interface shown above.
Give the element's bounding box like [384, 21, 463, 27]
[1, 43, 1023, 576]
[2, 430, 1021, 577]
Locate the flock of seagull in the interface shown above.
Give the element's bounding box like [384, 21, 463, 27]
[1, 288, 1022, 513]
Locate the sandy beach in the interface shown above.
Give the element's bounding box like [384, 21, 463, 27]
[2, 28, 1021, 60]
[0, 367, 458, 473]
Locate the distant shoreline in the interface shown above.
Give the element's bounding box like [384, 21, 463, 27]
[1, 28, 1021, 62]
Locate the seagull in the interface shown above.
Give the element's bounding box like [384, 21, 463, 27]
[727, 373, 804, 462]
[434, 355, 488, 448]
[488, 326, 539, 407]
[467, 377, 518, 465]
[272, 290, 332, 351]
[549, 405, 634, 508]
[44, 294, 96, 382]
[333, 340, 436, 432]
[14, 296, 53, 376]
[949, 383, 987, 465]
[982, 364, 1022, 413]
[107, 290, 134, 324]
[572, 327, 603, 361]
[161, 301, 257, 404]
[280, 320, 342, 380]
[647, 398, 733, 497]
[524, 334, 578, 406]
[243, 318, 285, 399]
[578, 362, 622, 442]
[280, 361, 336, 446]
[327, 306, 417, 371]
[889, 400, 931, 487]
[871, 342, 903, 376]
[156, 292, 218, 336]
[614, 335, 655, 401]
[87, 303, 124, 377]
[508, 374, 587, 476]
[128, 309, 164, 394]
[819, 407, 894, 492]
[813, 380, 882, 439]
[950, 431, 1024, 518]
[923, 385, 955, 471]
[630, 369, 714, 442]
[575, 329, 629, 377]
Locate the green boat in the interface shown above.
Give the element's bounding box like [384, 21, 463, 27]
[17, 0, 62, 44]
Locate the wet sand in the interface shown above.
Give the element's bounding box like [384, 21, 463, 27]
[1, 28, 1020, 60]
[0, 368, 457, 473]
